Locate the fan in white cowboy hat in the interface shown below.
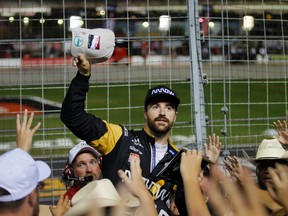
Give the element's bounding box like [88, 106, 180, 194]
[243, 138, 288, 190]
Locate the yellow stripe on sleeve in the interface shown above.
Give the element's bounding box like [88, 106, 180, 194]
[89, 120, 123, 155]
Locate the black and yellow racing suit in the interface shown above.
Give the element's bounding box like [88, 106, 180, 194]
[61, 71, 184, 215]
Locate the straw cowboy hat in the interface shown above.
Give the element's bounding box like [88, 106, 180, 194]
[243, 138, 288, 164]
[65, 178, 140, 216]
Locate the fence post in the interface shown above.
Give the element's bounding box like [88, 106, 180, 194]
[187, 0, 207, 150]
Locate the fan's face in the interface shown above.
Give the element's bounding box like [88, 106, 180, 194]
[73, 152, 101, 181]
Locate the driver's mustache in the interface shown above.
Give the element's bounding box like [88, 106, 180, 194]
[155, 116, 168, 121]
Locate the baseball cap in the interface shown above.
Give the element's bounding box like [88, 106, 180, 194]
[247, 138, 288, 163]
[144, 85, 180, 109]
[0, 148, 51, 202]
[69, 141, 100, 164]
[66, 179, 140, 216]
[71, 28, 115, 64]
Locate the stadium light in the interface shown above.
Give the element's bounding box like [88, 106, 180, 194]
[159, 15, 171, 31]
[99, 9, 105, 16]
[23, 17, 29, 25]
[39, 18, 45, 24]
[142, 21, 149, 28]
[9, 17, 14, 23]
[209, 21, 215, 28]
[58, 19, 64, 25]
[70, 16, 83, 29]
[242, 15, 254, 31]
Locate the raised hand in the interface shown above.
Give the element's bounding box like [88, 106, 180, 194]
[16, 109, 41, 152]
[223, 155, 244, 184]
[73, 54, 91, 76]
[49, 194, 70, 216]
[180, 149, 203, 182]
[266, 163, 288, 211]
[273, 120, 288, 145]
[118, 156, 147, 199]
[204, 134, 221, 164]
[118, 156, 157, 216]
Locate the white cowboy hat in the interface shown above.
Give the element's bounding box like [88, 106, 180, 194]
[65, 179, 140, 216]
[243, 138, 288, 164]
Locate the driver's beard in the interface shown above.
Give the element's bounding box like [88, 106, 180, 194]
[147, 117, 173, 137]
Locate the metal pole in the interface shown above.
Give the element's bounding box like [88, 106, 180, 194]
[187, 0, 207, 150]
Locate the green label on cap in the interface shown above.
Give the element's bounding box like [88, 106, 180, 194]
[74, 36, 83, 47]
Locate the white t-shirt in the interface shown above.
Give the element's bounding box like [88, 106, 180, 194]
[154, 142, 168, 166]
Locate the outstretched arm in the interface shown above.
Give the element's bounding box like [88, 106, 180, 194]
[61, 54, 123, 155]
[61, 54, 104, 142]
[16, 109, 41, 152]
[180, 149, 210, 216]
[208, 167, 267, 216]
